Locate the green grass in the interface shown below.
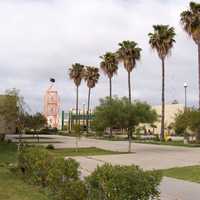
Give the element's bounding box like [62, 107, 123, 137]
[0, 141, 18, 163]
[134, 140, 200, 147]
[0, 142, 49, 200]
[0, 141, 125, 200]
[160, 165, 200, 183]
[0, 167, 49, 200]
[49, 147, 127, 157]
[14, 137, 55, 140]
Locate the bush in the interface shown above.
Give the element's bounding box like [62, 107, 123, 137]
[46, 144, 55, 150]
[47, 158, 87, 200]
[18, 147, 53, 186]
[86, 164, 162, 200]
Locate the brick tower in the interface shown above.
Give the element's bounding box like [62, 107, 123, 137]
[44, 79, 60, 128]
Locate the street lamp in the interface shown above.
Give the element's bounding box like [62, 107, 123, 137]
[184, 82, 188, 110]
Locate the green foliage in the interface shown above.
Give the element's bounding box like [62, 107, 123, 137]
[46, 144, 55, 150]
[93, 96, 157, 133]
[72, 124, 82, 137]
[174, 109, 200, 137]
[148, 25, 176, 59]
[86, 164, 162, 200]
[24, 113, 47, 131]
[47, 158, 87, 200]
[18, 147, 53, 186]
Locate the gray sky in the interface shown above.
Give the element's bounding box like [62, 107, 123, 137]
[0, 0, 198, 112]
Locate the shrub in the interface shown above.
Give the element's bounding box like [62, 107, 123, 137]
[18, 147, 53, 186]
[46, 144, 55, 150]
[47, 158, 87, 200]
[86, 164, 162, 200]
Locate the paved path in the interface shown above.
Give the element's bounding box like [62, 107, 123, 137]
[160, 177, 200, 200]
[8, 135, 200, 199]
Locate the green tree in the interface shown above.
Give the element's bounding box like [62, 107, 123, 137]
[24, 113, 47, 142]
[180, 2, 200, 108]
[100, 52, 118, 137]
[86, 164, 162, 200]
[100, 52, 118, 101]
[174, 109, 200, 143]
[69, 63, 85, 125]
[148, 25, 176, 140]
[84, 66, 100, 133]
[116, 41, 142, 150]
[0, 88, 27, 141]
[93, 97, 157, 152]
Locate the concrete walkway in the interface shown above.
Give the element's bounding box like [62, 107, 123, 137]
[160, 177, 200, 200]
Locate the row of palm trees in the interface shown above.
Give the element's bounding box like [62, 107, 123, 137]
[69, 1, 200, 140]
[69, 63, 100, 132]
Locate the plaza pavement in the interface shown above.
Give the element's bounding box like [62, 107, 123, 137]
[7, 134, 200, 199]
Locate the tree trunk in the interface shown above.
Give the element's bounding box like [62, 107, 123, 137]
[128, 71, 132, 102]
[196, 127, 200, 143]
[76, 86, 79, 125]
[109, 77, 113, 138]
[161, 58, 165, 141]
[0, 134, 5, 141]
[128, 71, 132, 152]
[86, 87, 91, 133]
[198, 44, 200, 109]
[109, 77, 112, 101]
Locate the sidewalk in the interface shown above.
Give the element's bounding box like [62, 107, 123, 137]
[160, 177, 200, 200]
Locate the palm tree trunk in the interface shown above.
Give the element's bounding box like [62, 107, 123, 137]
[128, 71, 132, 152]
[128, 71, 132, 102]
[198, 44, 200, 109]
[76, 85, 79, 125]
[109, 77, 112, 101]
[86, 87, 91, 133]
[161, 58, 165, 141]
[109, 77, 113, 138]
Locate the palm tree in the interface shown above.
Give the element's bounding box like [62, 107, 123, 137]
[148, 25, 176, 140]
[84, 66, 100, 133]
[116, 40, 142, 152]
[180, 2, 200, 108]
[117, 41, 142, 102]
[100, 52, 118, 101]
[69, 63, 85, 124]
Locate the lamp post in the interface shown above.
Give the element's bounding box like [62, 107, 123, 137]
[83, 103, 85, 127]
[184, 82, 188, 110]
[183, 82, 188, 144]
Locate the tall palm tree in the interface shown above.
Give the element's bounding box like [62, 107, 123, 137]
[117, 41, 142, 102]
[100, 52, 118, 101]
[116, 40, 142, 152]
[84, 66, 100, 132]
[148, 25, 176, 140]
[69, 63, 85, 124]
[181, 2, 200, 108]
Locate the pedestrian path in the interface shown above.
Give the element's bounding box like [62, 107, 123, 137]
[160, 177, 200, 200]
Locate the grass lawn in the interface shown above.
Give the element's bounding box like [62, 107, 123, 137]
[0, 142, 49, 200]
[134, 140, 200, 148]
[160, 165, 200, 183]
[0, 141, 125, 200]
[0, 167, 49, 200]
[49, 147, 127, 157]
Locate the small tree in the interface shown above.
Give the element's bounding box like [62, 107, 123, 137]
[72, 124, 82, 152]
[0, 88, 27, 142]
[86, 164, 162, 200]
[24, 113, 47, 142]
[93, 97, 157, 152]
[174, 109, 200, 143]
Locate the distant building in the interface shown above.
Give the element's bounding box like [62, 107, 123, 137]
[44, 84, 60, 128]
[142, 104, 184, 135]
[0, 95, 16, 135]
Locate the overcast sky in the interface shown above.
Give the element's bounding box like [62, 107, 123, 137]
[0, 0, 199, 113]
